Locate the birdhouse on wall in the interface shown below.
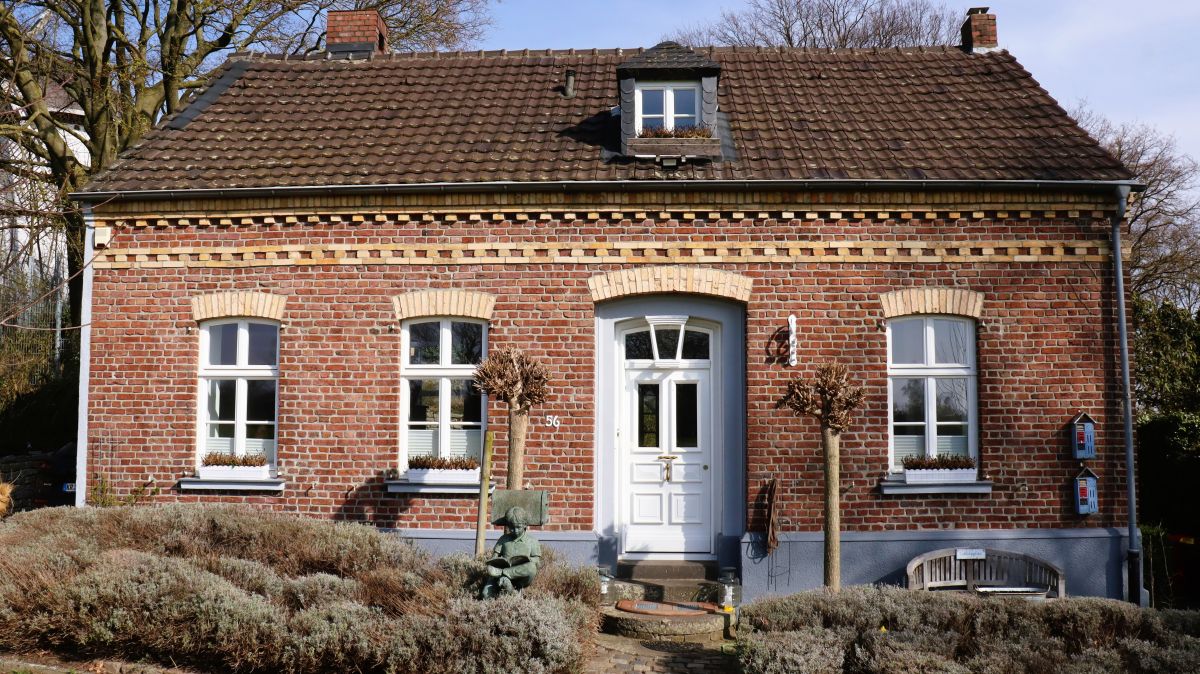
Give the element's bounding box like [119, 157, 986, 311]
[1068, 412, 1096, 460]
[1075, 468, 1099, 516]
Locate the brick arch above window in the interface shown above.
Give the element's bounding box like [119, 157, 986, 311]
[588, 266, 753, 303]
[392, 289, 496, 321]
[191, 291, 287, 322]
[879, 287, 984, 319]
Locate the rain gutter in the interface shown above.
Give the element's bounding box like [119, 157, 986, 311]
[70, 178, 1144, 203]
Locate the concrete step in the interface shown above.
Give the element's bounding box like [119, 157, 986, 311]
[617, 560, 717, 581]
[600, 605, 732, 643]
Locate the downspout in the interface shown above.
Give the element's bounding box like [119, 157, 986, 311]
[1110, 185, 1142, 605]
[74, 207, 95, 508]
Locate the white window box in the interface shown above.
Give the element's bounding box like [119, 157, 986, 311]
[198, 465, 272, 481]
[405, 468, 480, 485]
[903, 468, 978, 484]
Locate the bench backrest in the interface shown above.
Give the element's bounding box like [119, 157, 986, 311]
[906, 548, 1066, 597]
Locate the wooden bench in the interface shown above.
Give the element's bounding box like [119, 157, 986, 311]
[906, 548, 1066, 598]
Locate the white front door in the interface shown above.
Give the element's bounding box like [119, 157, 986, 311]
[621, 366, 713, 554]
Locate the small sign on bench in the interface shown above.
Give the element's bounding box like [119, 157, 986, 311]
[956, 548, 986, 560]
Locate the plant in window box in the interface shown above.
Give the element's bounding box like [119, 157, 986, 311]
[901, 455, 978, 483]
[405, 456, 481, 484]
[198, 452, 270, 481]
[628, 124, 721, 159]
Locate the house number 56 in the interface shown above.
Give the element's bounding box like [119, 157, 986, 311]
[544, 415, 561, 429]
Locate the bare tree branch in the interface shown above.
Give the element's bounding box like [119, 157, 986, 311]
[669, 0, 960, 49]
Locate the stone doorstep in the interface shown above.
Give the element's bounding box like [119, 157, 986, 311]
[617, 560, 717, 581]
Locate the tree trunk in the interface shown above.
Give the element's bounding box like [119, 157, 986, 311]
[506, 406, 529, 489]
[822, 425, 841, 591]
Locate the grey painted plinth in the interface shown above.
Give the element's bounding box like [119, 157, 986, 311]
[740, 527, 1129, 602]
[390, 528, 599, 567]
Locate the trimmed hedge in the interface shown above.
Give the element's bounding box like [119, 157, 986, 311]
[0, 505, 598, 673]
[739, 586, 1200, 674]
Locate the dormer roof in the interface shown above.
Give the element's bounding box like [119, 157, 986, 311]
[616, 41, 721, 79]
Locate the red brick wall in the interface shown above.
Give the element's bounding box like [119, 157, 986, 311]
[85, 208, 1128, 531]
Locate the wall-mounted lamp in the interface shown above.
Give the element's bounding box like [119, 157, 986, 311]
[787, 314, 798, 366]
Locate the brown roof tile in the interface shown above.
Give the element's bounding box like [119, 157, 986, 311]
[80, 45, 1131, 194]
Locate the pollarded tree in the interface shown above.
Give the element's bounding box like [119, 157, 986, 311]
[474, 347, 550, 490]
[781, 362, 865, 591]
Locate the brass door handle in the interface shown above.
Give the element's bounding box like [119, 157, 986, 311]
[657, 455, 679, 482]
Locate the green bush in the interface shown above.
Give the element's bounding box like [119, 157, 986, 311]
[0, 505, 597, 673]
[739, 586, 1200, 674]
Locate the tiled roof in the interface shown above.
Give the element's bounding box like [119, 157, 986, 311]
[80, 45, 1131, 194]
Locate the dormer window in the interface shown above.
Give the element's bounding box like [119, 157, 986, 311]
[636, 83, 699, 133]
[617, 42, 723, 160]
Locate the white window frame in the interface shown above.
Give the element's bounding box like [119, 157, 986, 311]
[886, 315, 978, 472]
[398, 317, 488, 471]
[634, 82, 702, 133]
[197, 319, 280, 468]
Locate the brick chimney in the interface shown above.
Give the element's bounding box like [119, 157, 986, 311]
[327, 10, 389, 57]
[960, 7, 998, 53]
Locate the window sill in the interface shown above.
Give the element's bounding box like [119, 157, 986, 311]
[178, 477, 286, 492]
[879, 476, 992, 495]
[385, 479, 493, 495]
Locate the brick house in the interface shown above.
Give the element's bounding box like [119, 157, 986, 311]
[71, 9, 1141, 600]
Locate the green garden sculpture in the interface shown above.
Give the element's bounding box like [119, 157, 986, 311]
[481, 506, 541, 598]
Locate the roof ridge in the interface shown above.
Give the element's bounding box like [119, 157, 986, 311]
[225, 44, 975, 62]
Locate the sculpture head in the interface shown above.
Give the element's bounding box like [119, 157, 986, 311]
[504, 506, 529, 537]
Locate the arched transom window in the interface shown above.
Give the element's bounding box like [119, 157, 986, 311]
[622, 315, 711, 365]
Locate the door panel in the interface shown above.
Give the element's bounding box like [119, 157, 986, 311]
[622, 369, 712, 554]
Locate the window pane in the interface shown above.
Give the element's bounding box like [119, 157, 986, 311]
[892, 378, 925, 423]
[936, 425, 969, 458]
[641, 116, 664, 131]
[890, 319, 925, 365]
[934, 378, 968, 423]
[247, 323, 278, 366]
[893, 429, 925, 469]
[407, 379, 439, 422]
[246, 424, 276, 440]
[682, 330, 710, 359]
[246, 380, 277, 422]
[625, 330, 653, 359]
[638, 384, 659, 448]
[407, 428, 437, 458]
[673, 115, 697, 129]
[934, 319, 970, 365]
[206, 379, 236, 421]
[675, 383, 698, 448]
[449, 428, 482, 460]
[207, 323, 238, 366]
[655, 326, 681, 360]
[451, 322, 484, 365]
[673, 88, 696, 116]
[451, 379, 483, 423]
[642, 89, 664, 116]
[408, 321, 440, 365]
[205, 428, 233, 456]
[244, 436, 275, 460]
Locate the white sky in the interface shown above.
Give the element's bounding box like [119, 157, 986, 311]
[481, 0, 1200, 162]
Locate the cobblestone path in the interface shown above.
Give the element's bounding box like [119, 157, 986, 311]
[585, 633, 741, 674]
